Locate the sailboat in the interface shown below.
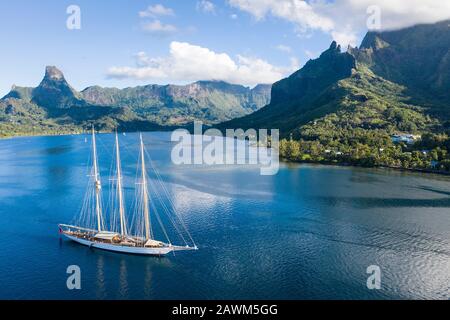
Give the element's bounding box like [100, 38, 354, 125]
[59, 129, 198, 256]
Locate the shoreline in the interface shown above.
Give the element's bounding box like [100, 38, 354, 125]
[2, 131, 449, 177]
[280, 159, 450, 177]
[0, 125, 182, 141]
[0, 131, 84, 141]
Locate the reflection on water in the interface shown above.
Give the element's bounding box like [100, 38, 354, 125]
[0, 132, 449, 299]
[88, 248, 173, 300]
[96, 255, 106, 300]
[40, 146, 72, 156]
[144, 260, 153, 299]
[118, 259, 128, 299]
[314, 196, 450, 209]
[416, 185, 450, 197]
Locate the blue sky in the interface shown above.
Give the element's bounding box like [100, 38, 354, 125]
[0, 0, 448, 96]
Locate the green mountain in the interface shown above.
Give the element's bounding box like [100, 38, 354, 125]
[32, 66, 87, 109]
[358, 21, 450, 102]
[0, 67, 271, 137]
[219, 41, 357, 133]
[218, 20, 450, 171]
[81, 81, 271, 125]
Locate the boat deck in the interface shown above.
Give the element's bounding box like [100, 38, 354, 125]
[62, 230, 165, 248]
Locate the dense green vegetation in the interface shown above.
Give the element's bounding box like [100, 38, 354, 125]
[279, 134, 450, 172]
[277, 66, 450, 172]
[1, 21, 450, 175]
[82, 82, 271, 125]
[0, 66, 271, 138]
[220, 20, 450, 174]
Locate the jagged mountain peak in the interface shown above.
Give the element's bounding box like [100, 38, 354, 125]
[360, 33, 391, 51]
[218, 20, 450, 136]
[2, 85, 33, 101]
[252, 83, 272, 92]
[44, 66, 65, 81]
[32, 66, 84, 109]
[269, 40, 355, 107]
[81, 79, 271, 124]
[353, 20, 450, 104]
[328, 40, 342, 52]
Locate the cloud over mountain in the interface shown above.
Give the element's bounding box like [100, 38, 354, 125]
[107, 41, 298, 87]
[229, 0, 450, 47]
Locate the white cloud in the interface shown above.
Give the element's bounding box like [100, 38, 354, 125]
[141, 20, 177, 35]
[230, 13, 238, 20]
[138, 4, 177, 36]
[229, 0, 450, 47]
[107, 42, 298, 86]
[229, 0, 334, 31]
[139, 4, 175, 18]
[331, 28, 358, 49]
[276, 44, 292, 54]
[197, 0, 216, 14]
[135, 52, 152, 67]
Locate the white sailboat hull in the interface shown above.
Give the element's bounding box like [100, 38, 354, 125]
[58, 132, 198, 257]
[64, 234, 182, 256]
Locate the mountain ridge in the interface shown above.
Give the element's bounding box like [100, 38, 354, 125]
[0, 67, 271, 136]
[1, 19, 449, 174]
[218, 20, 450, 137]
[214, 19, 450, 172]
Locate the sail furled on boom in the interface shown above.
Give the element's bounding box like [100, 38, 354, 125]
[75, 131, 196, 249]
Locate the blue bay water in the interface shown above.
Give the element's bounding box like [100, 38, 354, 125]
[0, 132, 449, 299]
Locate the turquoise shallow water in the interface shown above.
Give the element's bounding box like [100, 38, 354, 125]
[0, 132, 449, 299]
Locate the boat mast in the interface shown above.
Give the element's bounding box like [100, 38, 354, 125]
[115, 131, 127, 237]
[92, 127, 103, 232]
[140, 134, 152, 240]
